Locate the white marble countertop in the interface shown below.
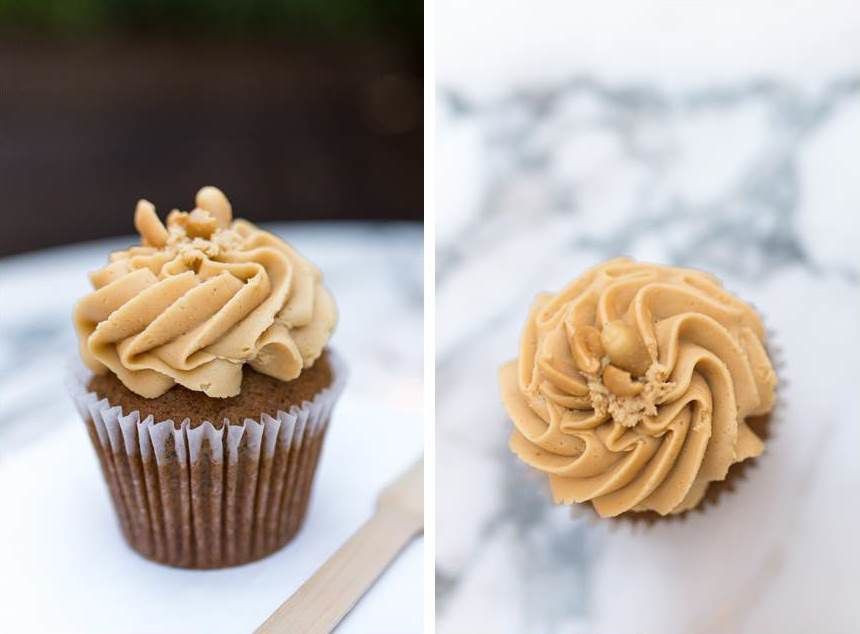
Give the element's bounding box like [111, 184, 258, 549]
[0, 223, 423, 633]
[436, 3, 860, 632]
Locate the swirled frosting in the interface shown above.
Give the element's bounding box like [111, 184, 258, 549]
[499, 258, 776, 517]
[74, 187, 337, 399]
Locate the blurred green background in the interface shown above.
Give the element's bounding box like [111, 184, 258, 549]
[0, 0, 421, 39]
[0, 0, 422, 256]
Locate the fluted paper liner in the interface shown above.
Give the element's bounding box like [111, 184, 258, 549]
[68, 351, 346, 569]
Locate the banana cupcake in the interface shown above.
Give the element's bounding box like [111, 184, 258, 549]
[499, 257, 777, 520]
[69, 187, 345, 567]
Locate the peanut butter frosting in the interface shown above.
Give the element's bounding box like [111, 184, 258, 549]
[74, 187, 337, 399]
[499, 258, 777, 517]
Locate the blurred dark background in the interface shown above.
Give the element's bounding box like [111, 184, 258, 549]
[0, 0, 422, 257]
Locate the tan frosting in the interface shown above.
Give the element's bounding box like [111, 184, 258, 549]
[74, 187, 337, 399]
[499, 258, 777, 517]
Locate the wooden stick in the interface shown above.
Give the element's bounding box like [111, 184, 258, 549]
[256, 460, 423, 633]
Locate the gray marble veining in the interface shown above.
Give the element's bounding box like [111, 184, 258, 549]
[436, 74, 860, 633]
[439, 77, 859, 286]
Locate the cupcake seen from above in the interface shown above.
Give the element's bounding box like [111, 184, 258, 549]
[498, 257, 778, 521]
[69, 186, 345, 568]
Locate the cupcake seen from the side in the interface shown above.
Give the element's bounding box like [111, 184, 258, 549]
[70, 187, 344, 568]
[499, 257, 777, 520]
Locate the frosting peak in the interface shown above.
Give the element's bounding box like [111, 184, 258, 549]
[499, 258, 777, 517]
[74, 187, 337, 399]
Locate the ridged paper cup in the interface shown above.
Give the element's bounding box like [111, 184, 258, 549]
[67, 351, 347, 569]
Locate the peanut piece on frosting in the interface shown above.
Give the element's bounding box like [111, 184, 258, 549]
[185, 209, 219, 239]
[195, 186, 232, 227]
[134, 200, 168, 247]
[600, 319, 650, 376]
[602, 364, 644, 397]
[572, 325, 604, 374]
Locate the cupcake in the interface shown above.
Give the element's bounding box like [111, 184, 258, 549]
[498, 258, 777, 520]
[69, 186, 345, 568]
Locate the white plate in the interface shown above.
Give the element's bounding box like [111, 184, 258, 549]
[0, 392, 423, 633]
[0, 224, 424, 633]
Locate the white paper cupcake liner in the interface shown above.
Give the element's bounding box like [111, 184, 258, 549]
[67, 350, 347, 569]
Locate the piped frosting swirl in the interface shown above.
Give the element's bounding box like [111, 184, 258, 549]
[499, 258, 776, 517]
[74, 187, 337, 399]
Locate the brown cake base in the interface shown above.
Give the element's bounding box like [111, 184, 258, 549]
[77, 352, 341, 569]
[87, 352, 333, 428]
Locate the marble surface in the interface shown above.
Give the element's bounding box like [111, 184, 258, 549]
[0, 223, 423, 633]
[435, 4, 860, 632]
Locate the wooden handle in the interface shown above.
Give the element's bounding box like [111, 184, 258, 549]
[255, 508, 421, 634]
